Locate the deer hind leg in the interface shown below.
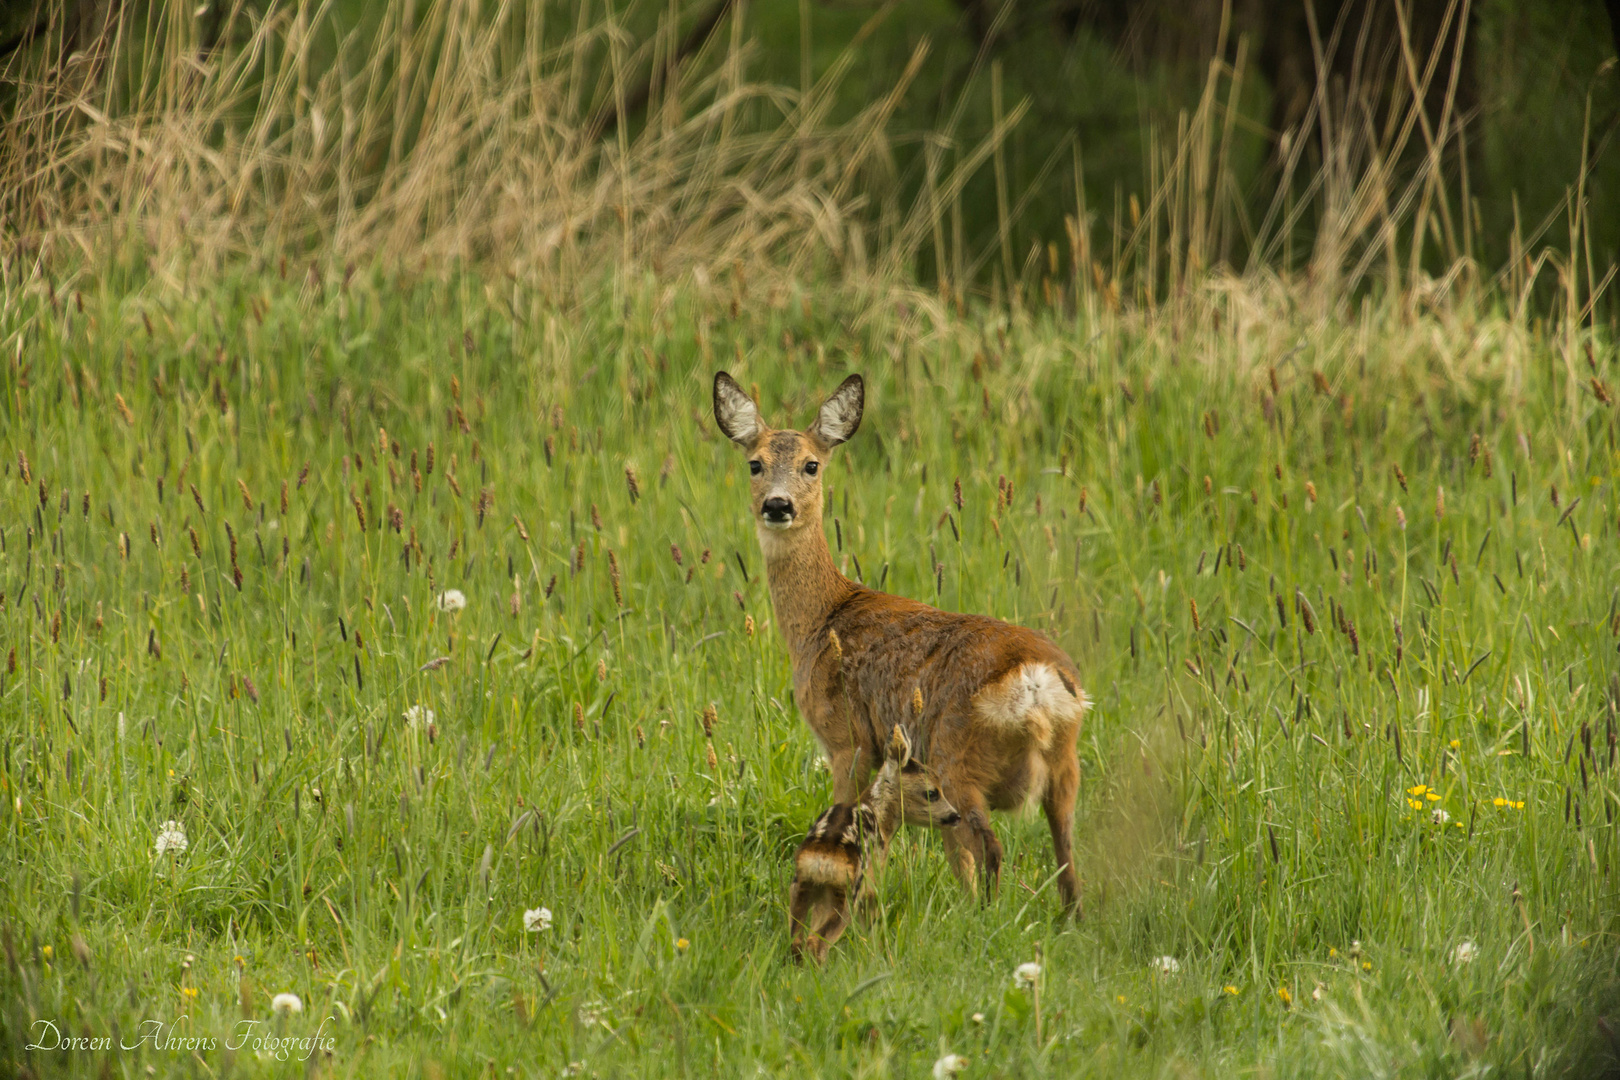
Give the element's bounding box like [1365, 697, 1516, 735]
[1042, 749, 1082, 917]
[806, 886, 852, 962]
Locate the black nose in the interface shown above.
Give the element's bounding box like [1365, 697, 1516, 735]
[941, 811, 962, 826]
[762, 496, 794, 520]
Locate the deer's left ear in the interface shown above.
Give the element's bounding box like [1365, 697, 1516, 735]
[809, 374, 863, 448]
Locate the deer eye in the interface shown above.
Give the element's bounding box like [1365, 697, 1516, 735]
[927, 789, 941, 801]
[748, 460, 763, 476]
[804, 461, 819, 476]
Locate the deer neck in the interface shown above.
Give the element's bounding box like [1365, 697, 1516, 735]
[756, 517, 852, 661]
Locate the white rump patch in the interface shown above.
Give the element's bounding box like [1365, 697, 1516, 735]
[972, 663, 1089, 751]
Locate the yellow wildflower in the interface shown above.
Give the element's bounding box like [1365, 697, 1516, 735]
[181, 987, 199, 1000]
[675, 938, 690, 953]
[1425, 792, 1440, 802]
[1223, 985, 1239, 996]
[1278, 987, 1292, 1007]
[1407, 785, 1428, 797]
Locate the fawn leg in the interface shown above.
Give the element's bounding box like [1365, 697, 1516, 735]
[788, 879, 814, 963]
[808, 887, 851, 962]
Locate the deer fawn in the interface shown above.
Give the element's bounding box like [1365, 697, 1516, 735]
[713, 371, 1090, 915]
[789, 725, 960, 963]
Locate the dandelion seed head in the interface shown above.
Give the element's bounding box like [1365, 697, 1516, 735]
[933, 1053, 968, 1078]
[1013, 962, 1041, 989]
[523, 907, 553, 933]
[153, 820, 188, 856]
[271, 993, 303, 1014]
[436, 589, 467, 612]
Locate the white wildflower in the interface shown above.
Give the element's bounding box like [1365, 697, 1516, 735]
[1431, 808, 1451, 825]
[153, 820, 188, 856]
[435, 589, 467, 612]
[1453, 940, 1478, 965]
[933, 1053, 968, 1078]
[1153, 956, 1180, 976]
[579, 1001, 607, 1027]
[524, 907, 553, 933]
[1013, 962, 1041, 989]
[970, 1012, 985, 1024]
[403, 705, 436, 728]
[561, 1064, 586, 1078]
[271, 993, 303, 1014]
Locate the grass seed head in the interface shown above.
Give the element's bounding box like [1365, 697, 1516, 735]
[701, 704, 717, 738]
[625, 465, 640, 504]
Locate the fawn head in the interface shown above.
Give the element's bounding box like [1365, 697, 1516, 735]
[712, 371, 863, 534]
[872, 725, 960, 830]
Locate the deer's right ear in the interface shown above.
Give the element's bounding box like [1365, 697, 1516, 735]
[887, 725, 912, 767]
[713, 371, 762, 446]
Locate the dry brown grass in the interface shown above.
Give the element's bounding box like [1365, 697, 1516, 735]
[0, 0, 1612, 348]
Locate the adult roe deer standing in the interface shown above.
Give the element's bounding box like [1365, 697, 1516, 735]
[712, 371, 1090, 914]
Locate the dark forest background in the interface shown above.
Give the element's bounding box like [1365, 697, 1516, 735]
[4, 0, 1618, 294]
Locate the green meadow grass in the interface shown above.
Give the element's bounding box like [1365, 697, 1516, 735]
[1, 266, 1617, 1077]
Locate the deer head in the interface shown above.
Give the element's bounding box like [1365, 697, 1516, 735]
[712, 371, 863, 535]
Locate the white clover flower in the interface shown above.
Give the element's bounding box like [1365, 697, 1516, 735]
[970, 1013, 985, 1025]
[524, 907, 553, 933]
[933, 1053, 968, 1078]
[1453, 940, 1478, 965]
[271, 993, 303, 1014]
[153, 821, 188, 856]
[1431, 808, 1451, 825]
[436, 589, 467, 612]
[403, 705, 436, 728]
[1153, 956, 1181, 976]
[1013, 962, 1041, 989]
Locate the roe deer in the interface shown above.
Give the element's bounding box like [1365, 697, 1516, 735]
[713, 371, 1090, 914]
[789, 725, 960, 963]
